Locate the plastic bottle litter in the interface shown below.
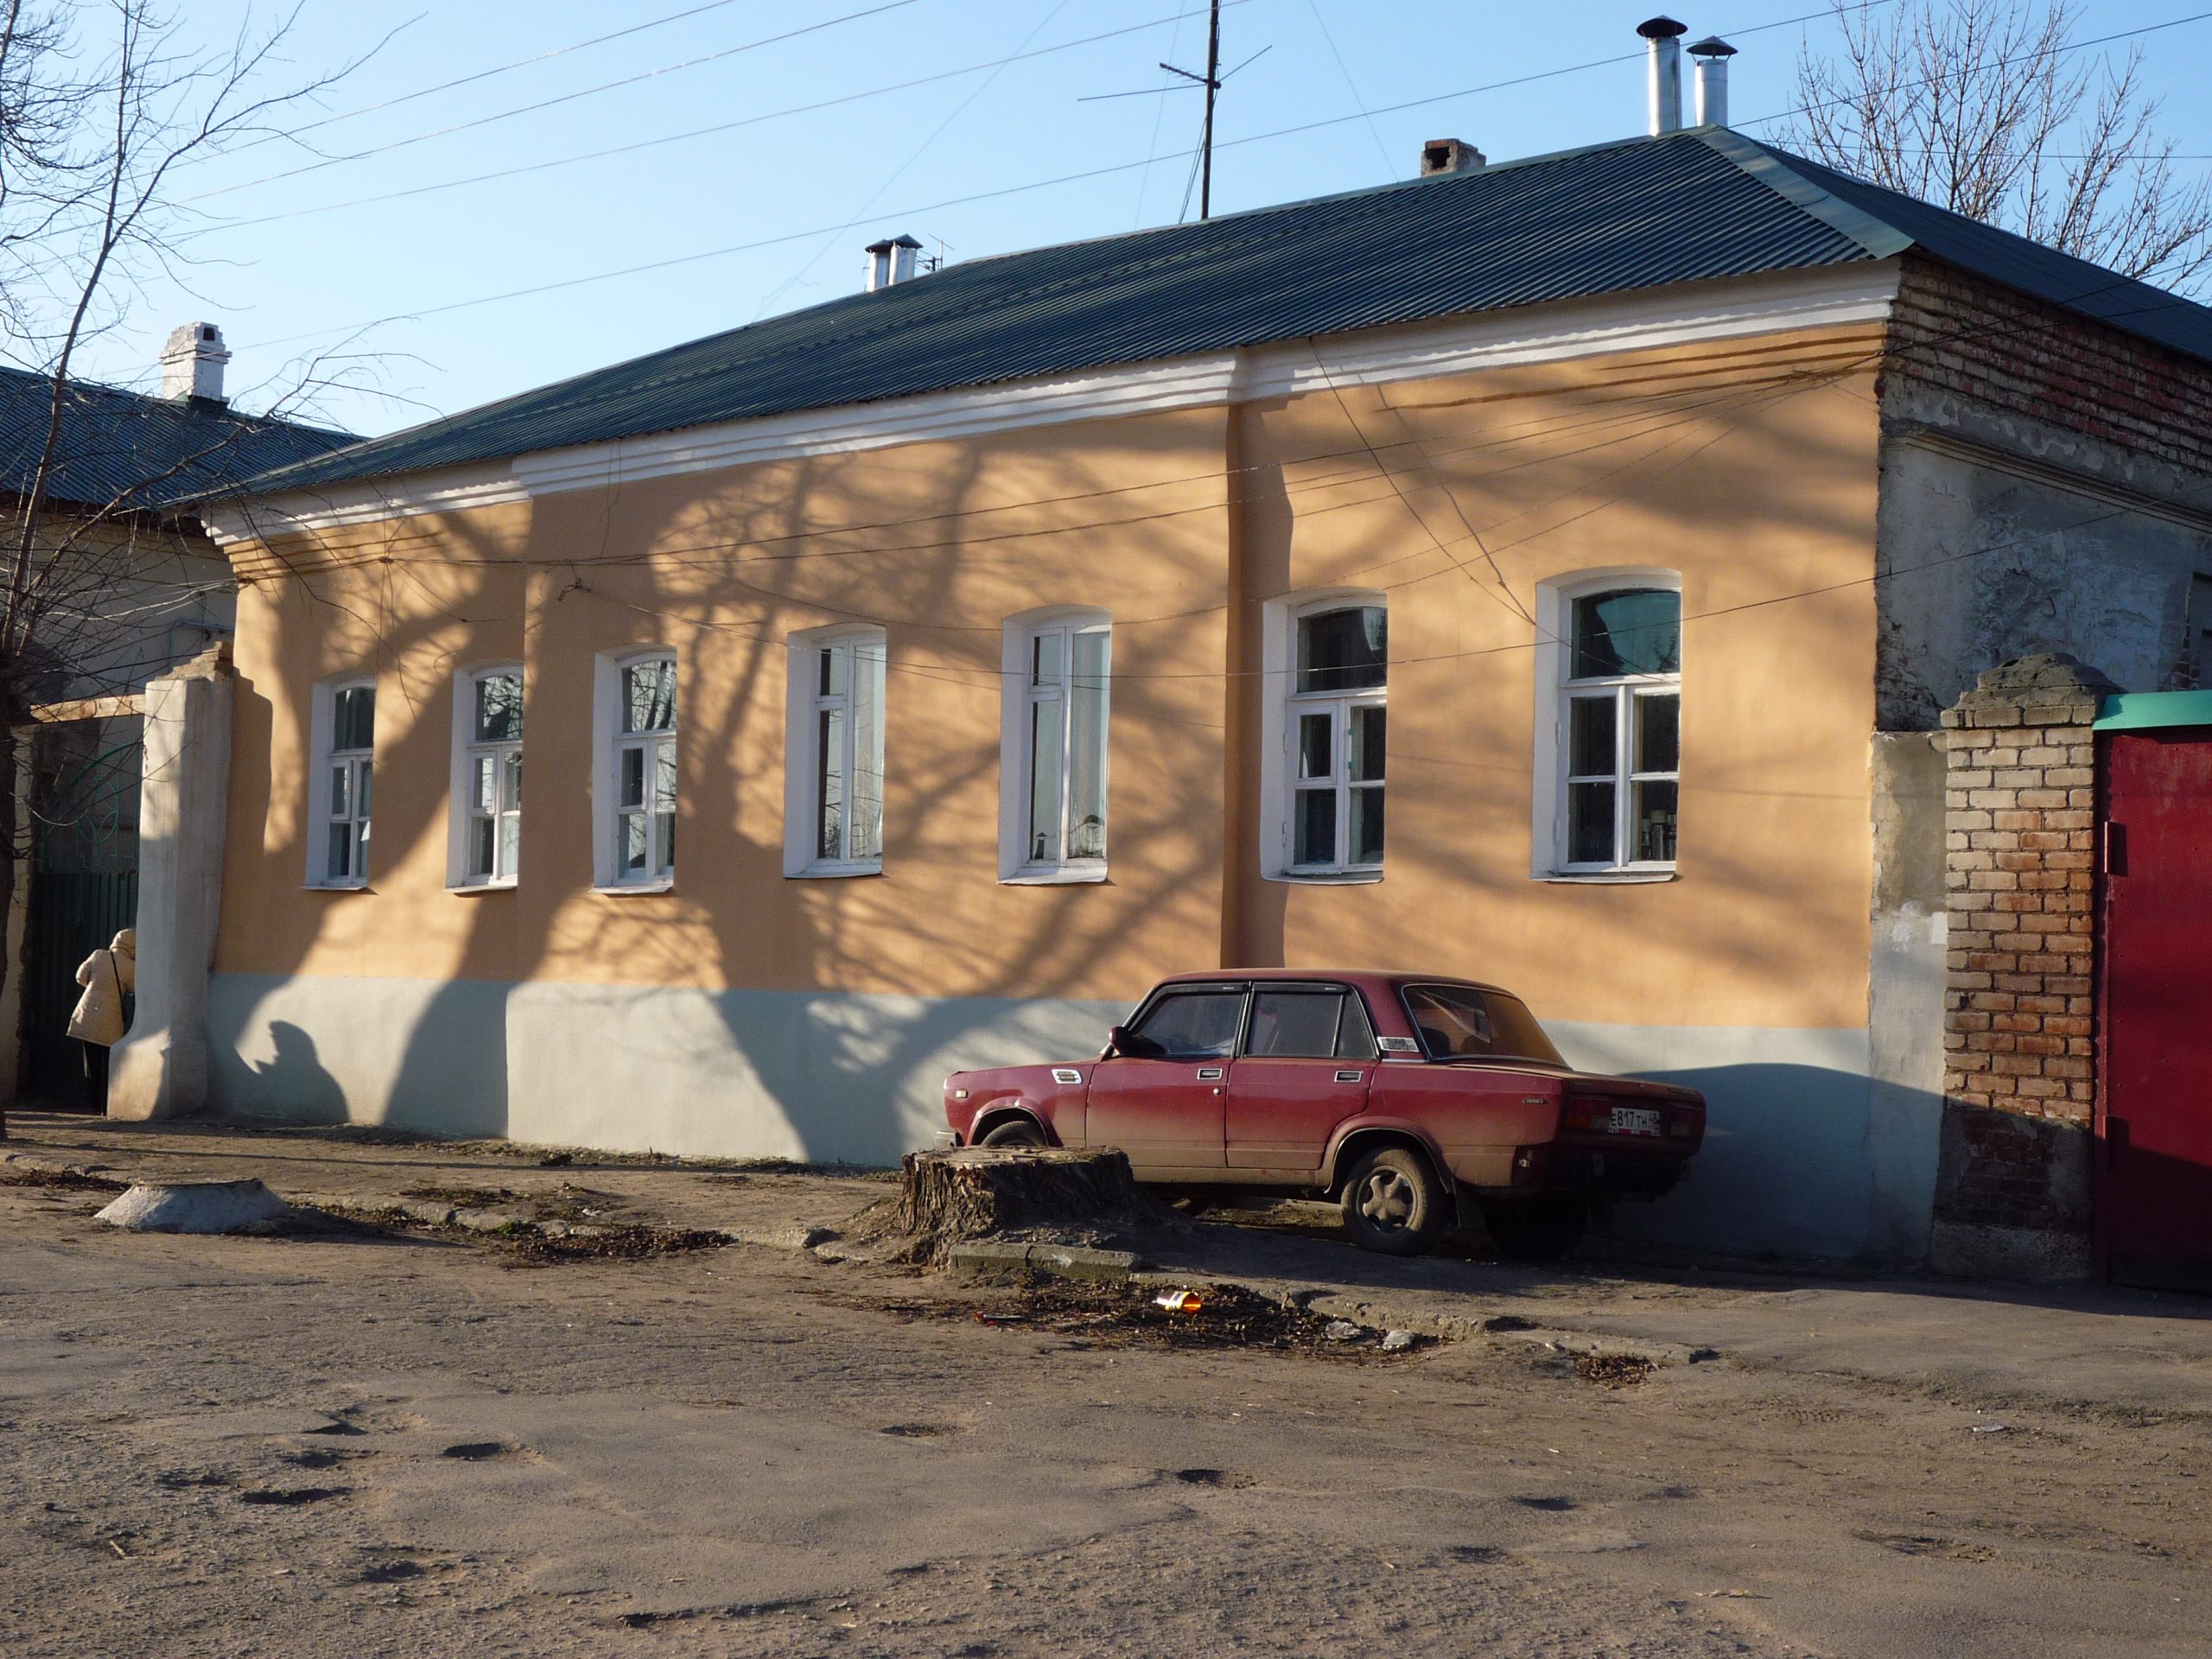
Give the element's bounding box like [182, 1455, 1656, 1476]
[1153, 1288, 1203, 1313]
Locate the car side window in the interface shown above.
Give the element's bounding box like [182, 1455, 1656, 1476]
[1245, 988, 1377, 1060]
[1123, 989, 1246, 1060]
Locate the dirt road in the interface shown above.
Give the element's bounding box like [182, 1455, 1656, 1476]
[2, 1115, 2207, 1657]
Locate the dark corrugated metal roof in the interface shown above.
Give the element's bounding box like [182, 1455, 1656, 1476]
[234, 127, 2212, 499]
[0, 365, 354, 512]
[1728, 134, 2212, 363]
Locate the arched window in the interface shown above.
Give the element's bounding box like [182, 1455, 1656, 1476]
[1535, 575, 1681, 875]
[1000, 609, 1111, 881]
[597, 649, 677, 887]
[451, 664, 522, 887]
[1261, 593, 1386, 880]
[785, 625, 887, 876]
[308, 676, 375, 888]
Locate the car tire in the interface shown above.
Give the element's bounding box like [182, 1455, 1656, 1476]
[1479, 1196, 1586, 1262]
[1339, 1146, 1446, 1256]
[978, 1118, 1047, 1148]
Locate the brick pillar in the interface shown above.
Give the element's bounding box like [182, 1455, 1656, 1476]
[1929, 654, 2118, 1281]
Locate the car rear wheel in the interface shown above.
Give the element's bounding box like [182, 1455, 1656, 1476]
[1339, 1146, 1446, 1256]
[1479, 1196, 1586, 1262]
[978, 1118, 1047, 1148]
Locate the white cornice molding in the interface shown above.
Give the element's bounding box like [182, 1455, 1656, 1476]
[511, 353, 1244, 496]
[217, 263, 1901, 543]
[202, 461, 524, 545]
[1236, 264, 1900, 400]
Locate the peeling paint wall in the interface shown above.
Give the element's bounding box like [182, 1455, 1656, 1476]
[1876, 257, 2212, 728]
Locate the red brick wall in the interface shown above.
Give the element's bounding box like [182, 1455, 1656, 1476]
[1887, 255, 2212, 478]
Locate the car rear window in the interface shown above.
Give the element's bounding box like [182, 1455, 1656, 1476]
[1400, 984, 1564, 1065]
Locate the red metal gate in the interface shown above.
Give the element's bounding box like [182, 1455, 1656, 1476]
[2100, 721, 2212, 1291]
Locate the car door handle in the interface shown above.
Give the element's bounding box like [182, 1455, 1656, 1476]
[1334, 1070, 1365, 1084]
[1196, 1067, 1225, 1081]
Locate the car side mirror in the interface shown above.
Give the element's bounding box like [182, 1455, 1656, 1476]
[1103, 1026, 1130, 1058]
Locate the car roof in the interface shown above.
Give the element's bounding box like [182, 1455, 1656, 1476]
[1151, 969, 1517, 998]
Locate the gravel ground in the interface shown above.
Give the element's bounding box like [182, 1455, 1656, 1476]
[2, 1112, 2209, 1657]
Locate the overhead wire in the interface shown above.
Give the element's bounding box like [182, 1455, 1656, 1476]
[208, 0, 766, 159]
[182, 0, 929, 206]
[196, 3, 1247, 239]
[231, 2, 1895, 354]
[220, 245, 2209, 687]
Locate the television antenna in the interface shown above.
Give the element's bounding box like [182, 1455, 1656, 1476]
[1078, 0, 1268, 220]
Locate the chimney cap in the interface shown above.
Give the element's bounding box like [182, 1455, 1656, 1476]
[1637, 16, 1688, 39]
[1688, 35, 1737, 57]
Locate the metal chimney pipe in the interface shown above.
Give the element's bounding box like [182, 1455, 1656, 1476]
[1690, 35, 1737, 127]
[1637, 16, 1687, 136]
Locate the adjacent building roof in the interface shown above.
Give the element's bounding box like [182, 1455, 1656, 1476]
[230, 127, 2212, 499]
[0, 365, 353, 514]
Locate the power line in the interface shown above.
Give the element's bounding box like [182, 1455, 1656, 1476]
[232, 3, 1891, 354]
[224, 352, 1846, 584]
[750, 0, 1077, 321]
[219, 0, 766, 156]
[182, 0, 927, 207]
[194, 3, 1243, 238]
[221, 252, 2208, 686]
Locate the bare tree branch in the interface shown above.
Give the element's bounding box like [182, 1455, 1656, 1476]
[1783, 0, 2212, 292]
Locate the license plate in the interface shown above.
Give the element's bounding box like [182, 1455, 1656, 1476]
[1608, 1106, 1662, 1138]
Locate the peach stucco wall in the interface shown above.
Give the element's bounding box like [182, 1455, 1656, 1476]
[217, 321, 1884, 1032]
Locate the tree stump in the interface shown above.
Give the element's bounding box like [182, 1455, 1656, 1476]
[892, 1146, 1146, 1251]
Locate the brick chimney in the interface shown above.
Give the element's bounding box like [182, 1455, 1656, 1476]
[161, 322, 230, 404]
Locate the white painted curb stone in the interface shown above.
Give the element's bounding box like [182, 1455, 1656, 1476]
[95, 1179, 292, 1234]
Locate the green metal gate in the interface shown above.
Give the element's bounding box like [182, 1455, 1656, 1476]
[22, 869, 137, 1103]
[19, 718, 141, 1108]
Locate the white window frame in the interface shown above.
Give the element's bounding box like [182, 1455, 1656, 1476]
[448, 664, 523, 890]
[593, 648, 678, 891]
[306, 675, 375, 890]
[784, 624, 887, 878]
[1261, 591, 1387, 882]
[998, 607, 1112, 883]
[1532, 569, 1682, 880]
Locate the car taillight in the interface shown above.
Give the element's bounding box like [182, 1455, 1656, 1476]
[1563, 1095, 1612, 1135]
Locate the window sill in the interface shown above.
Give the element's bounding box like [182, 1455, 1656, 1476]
[1001, 868, 1109, 887]
[302, 881, 372, 893]
[1264, 869, 1383, 885]
[1535, 869, 1679, 885]
[790, 862, 883, 880]
[448, 880, 518, 895]
[592, 879, 675, 896]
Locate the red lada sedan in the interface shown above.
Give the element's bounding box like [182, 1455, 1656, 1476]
[941, 970, 1704, 1259]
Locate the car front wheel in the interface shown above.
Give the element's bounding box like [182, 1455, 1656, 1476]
[1479, 1196, 1586, 1262]
[1339, 1146, 1446, 1256]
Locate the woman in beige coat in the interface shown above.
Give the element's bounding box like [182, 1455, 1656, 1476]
[68, 927, 134, 1106]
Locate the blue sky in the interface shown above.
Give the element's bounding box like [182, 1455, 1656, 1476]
[74, 0, 2212, 438]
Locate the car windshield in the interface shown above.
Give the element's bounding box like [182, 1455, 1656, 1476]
[1400, 984, 1564, 1065]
